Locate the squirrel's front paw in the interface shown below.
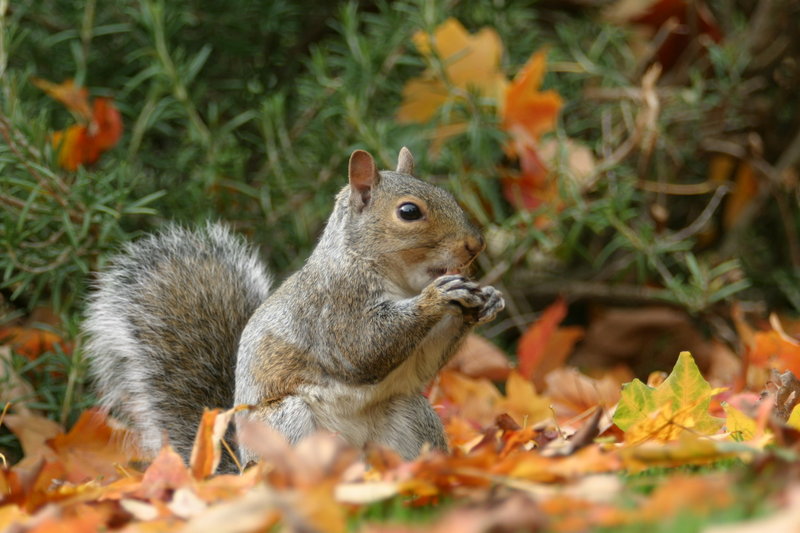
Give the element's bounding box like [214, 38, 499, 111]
[427, 276, 504, 325]
[475, 286, 504, 325]
[431, 275, 485, 310]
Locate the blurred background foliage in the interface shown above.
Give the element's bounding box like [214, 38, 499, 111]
[0, 0, 799, 429]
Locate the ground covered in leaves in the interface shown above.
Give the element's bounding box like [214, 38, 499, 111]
[4, 301, 800, 532]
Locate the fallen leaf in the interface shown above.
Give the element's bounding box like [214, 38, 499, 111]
[48, 409, 134, 483]
[637, 473, 732, 522]
[766, 369, 800, 422]
[189, 407, 239, 479]
[614, 352, 724, 443]
[433, 370, 504, 426]
[500, 371, 553, 427]
[723, 403, 758, 441]
[545, 367, 622, 417]
[500, 49, 563, 212]
[570, 306, 715, 377]
[0, 326, 68, 360]
[134, 446, 193, 500]
[3, 413, 61, 467]
[517, 298, 572, 383]
[446, 333, 512, 381]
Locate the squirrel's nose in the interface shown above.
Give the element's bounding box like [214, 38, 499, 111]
[464, 234, 485, 257]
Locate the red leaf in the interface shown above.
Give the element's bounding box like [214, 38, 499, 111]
[91, 97, 123, 151]
[517, 298, 569, 381]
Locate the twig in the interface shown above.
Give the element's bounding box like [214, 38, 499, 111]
[635, 180, 728, 195]
[667, 184, 730, 243]
[509, 276, 672, 307]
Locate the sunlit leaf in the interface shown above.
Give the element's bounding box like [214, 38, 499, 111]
[614, 352, 724, 442]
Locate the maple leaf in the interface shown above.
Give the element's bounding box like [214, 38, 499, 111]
[500, 371, 553, 428]
[48, 408, 136, 483]
[397, 18, 507, 147]
[516, 297, 584, 388]
[723, 402, 758, 441]
[502, 50, 563, 157]
[34, 78, 123, 170]
[398, 19, 507, 123]
[614, 351, 724, 443]
[501, 50, 563, 211]
[433, 369, 504, 426]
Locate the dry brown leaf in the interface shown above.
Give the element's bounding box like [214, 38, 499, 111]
[446, 333, 511, 381]
[3, 413, 61, 467]
[545, 367, 622, 417]
[570, 306, 714, 376]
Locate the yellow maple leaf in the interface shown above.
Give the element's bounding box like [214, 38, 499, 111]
[397, 18, 507, 138]
[499, 371, 553, 427]
[722, 402, 758, 441]
[614, 352, 725, 444]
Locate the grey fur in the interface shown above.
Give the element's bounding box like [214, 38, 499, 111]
[83, 222, 271, 460]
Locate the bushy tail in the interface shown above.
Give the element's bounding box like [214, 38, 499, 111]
[82, 223, 271, 461]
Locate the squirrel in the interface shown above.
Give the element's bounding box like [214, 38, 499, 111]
[83, 147, 504, 470]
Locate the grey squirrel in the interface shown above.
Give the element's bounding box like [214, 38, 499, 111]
[83, 147, 504, 469]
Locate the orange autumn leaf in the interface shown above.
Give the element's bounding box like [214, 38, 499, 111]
[433, 369, 504, 426]
[517, 297, 583, 387]
[502, 50, 563, 156]
[134, 446, 193, 501]
[446, 333, 512, 381]
[90, 97, 123, 150]
[709, 155, 761, 230]
[748, 315, 800, 377]
[189, 406, 240, 479]
[501, 50, 563, 211]
[35, 78, 122, 170]
[724, 162, 760, 230]
[0, 326, 68, 360]
[48, 409, 135, 483]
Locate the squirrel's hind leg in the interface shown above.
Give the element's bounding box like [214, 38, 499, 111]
[371, 394, 448, 460]
[235, 395, 317, 466]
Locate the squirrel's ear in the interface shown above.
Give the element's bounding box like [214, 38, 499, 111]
[396, 146, 414, 175]
[348, 149, 379, 212]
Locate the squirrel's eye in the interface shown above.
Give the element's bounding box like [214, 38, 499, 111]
[397, 202, 423, 221]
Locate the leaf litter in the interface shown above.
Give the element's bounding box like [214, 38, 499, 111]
[3, 300, 800, 532]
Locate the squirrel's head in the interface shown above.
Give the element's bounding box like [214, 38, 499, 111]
[336, 147, 484, 295]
